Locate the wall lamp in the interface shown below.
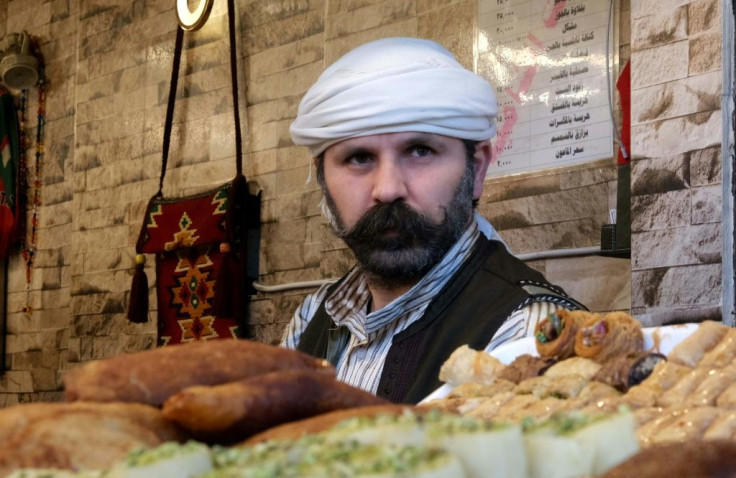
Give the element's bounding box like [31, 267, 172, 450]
[0, 31, 41, 89]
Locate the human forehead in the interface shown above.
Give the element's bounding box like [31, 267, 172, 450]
[323, 132, 465, 157]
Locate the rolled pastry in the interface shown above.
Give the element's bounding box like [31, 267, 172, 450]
[668, 320, 729, 367]
[498, 354, 557, 384]
[593, 352, 666, 392]
[534, 310, 592, 359]
[703, 410, 736, 440]
[698, 327, 736, 368]
[657, 367, 713, 408]
[162, 369, 387, 442]
[648, 406, 722, 444]
[715, 382, 736, 409]
[683, 364, 736, 407]
[574, 312, 644, 363]
[63, 339, 333, 406]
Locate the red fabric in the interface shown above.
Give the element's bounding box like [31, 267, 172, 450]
[139, 185, 229, 253]
[616, 61, 631, 165]
[135, 182, 239, 345]
[156, 245, 238, 345]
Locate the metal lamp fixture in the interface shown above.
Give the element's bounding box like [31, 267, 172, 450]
[0, 31, 40, 89]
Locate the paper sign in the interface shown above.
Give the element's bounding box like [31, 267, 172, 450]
[477, 0, 614, 177]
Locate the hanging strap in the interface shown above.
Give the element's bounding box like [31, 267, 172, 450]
[157, 0, 243, 197]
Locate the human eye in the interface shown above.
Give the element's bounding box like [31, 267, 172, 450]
[408, 144, 434, 158]
[345, 151, 374, 166]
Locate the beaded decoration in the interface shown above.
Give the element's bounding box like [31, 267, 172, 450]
[18, 72, 46, 314]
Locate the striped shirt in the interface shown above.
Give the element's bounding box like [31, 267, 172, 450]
[281, 216, 563, 394]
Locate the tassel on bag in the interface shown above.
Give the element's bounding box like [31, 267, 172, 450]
[127, 193, 159, 323]
[127, 253, 149, 323]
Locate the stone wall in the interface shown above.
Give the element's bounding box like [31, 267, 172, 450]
[629, 0, 723, 325]
[0, 0, 641, 404]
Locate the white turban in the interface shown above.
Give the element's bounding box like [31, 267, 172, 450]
[290, 37, 498, 157]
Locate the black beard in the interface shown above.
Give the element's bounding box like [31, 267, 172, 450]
[325, 166, 475, 288]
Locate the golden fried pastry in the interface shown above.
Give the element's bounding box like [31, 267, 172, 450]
[534, 309, 592, 359]
[0, 401, 185, 476]
[498, 354, 557, 384]
[699, 328, 736, 368]
[593, 352, 666, 392]
[438, 345, 505, 386]
[544, 356, 602, 380]
[243, 404, 419, 445]
[668, 320, 729, 367]
[162, 369, 387, 442]
[63, 339, 333, 406]
[574, 312, 644, 363]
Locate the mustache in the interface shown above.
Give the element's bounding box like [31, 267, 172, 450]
[340, 201, 440, 246]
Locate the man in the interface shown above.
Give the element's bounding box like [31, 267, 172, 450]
[282, 37, 584, 404]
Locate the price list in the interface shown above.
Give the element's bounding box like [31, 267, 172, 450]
[477, 0, 614, 177]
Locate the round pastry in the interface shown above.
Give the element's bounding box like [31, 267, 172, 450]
[574, 312, 644, 363]
[534, 310, 592, 359]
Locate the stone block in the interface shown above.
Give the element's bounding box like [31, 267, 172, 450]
[243, 0, 311, 28]
[632, 0, 692, 20]
[632, 223, 721, 270]
[264, 242, 306, 271]
[249, 61, 325, 105]
[631, 190, 691, 232]
[276, 147, 312, 175]
[632, 71, 721, 124]
[250, 34, 323, 78]
[40, 307, 72, 330]
[691, 146, 721, 186]
[631, 41, 688, 89]
[500, 218, 601, 253]
[209, 112, 237, 162]
[12, 349, 59, 370]
[692, 185, 721, 224]
[31, 370, 61, 391]
[326, 0, 415, 40]
[36, 224, 73, 251]
[277, 166, 313, 196]
[324, 18, 418, 63]
[482, 172, 561, 203]
[249, 298, 277, 326]
[486, 183, 608, 228]
[631, 263, 721, 309]
[631, 153, 689, 195]
[6, 312, 41, 335]
[689, 32, 722, 75]
[544, 255, 631, 313]
[0, 371, 34, 393]
[689, 0, 721, 35]
[630, 7, 687, 51]
[244, 10, 323, 57]
[631, 111, 721, 158]
[274, 218, 307, 243]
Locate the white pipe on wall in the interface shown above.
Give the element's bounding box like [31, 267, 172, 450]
[252, 245, 603, 293]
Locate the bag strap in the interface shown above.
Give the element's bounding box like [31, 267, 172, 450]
[157, 0, 243, 197]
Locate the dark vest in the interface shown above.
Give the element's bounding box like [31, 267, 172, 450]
[296, 238, 585, 404]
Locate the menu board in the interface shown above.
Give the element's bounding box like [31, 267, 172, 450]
[477, 0, 614, 178]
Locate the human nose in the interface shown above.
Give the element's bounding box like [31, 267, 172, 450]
[371, 157, 408, 204]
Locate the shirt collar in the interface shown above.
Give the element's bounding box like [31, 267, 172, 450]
[325, 217, 483, 338]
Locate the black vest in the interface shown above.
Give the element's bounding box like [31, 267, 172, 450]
[296, 238, 585, 404]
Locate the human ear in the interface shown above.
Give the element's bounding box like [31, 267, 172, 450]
[472, 141, 492, 199]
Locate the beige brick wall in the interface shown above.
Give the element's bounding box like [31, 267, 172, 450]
[0, 0, 653, 403]
[630, 0, 723, 324]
